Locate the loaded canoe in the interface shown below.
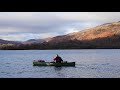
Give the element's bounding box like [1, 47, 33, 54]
[33, 61, 75, 66]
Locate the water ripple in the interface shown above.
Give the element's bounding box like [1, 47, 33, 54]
[0, 49, 120, 78]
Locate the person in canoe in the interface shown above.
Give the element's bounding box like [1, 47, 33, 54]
[53, 54, 63, 63]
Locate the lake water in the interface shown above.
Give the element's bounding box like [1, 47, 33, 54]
[0, 49, 120, 78]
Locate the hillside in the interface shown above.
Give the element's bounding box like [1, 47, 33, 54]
[68, 21, 120, 40]
[1, 21, 120, 49]
[48, 21, 120, 42]
[42, 21, 120, 49]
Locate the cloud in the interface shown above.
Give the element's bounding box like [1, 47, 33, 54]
[0, 12, 120, 41]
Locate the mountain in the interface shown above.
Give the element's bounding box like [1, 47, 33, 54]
[22, 37, 52, 44]
[42, 21, 120, 49]
[0, 39, 21, 45]
[22, 39, 45, 44]
[67, 21, 120, 41]
[48, 21, 120, 42]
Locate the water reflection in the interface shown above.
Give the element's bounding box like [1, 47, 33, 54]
[54, 67, 66, 78]
[54, 66, 62, 71]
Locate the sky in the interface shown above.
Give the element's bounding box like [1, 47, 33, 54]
[0, 12, 120, 41]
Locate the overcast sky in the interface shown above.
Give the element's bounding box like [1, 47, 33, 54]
[0, 12, 120, 41]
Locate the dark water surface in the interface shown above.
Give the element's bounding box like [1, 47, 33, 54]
[0, 49, 120, 78]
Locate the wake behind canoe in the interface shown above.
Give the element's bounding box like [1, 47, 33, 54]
[33, 61, 75, 67]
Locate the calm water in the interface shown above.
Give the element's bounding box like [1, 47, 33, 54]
[0, 49, 120, 78]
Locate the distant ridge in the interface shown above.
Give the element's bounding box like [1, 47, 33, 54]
[0, 39, 21, 45]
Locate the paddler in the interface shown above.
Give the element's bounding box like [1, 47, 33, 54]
[53, 54, 63, 63]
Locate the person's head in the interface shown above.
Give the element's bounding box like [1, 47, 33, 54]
[56, 54, 59, 57]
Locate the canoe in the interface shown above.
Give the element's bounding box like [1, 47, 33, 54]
[33, 61, 75, 66]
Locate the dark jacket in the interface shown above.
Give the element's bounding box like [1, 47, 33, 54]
[53, 56, 63, 63]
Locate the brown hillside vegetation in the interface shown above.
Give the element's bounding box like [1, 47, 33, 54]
[68, 21, 120, 41]
[44, 21, 120, 49]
